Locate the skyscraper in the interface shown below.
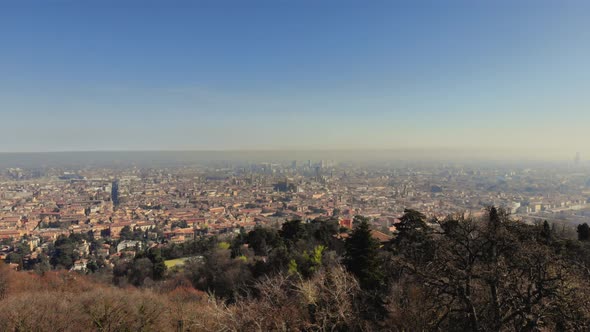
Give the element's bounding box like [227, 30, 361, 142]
[111, 180, 120, 208]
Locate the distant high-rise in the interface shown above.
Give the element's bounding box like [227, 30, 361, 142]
[575, 152, 581, 165]
[111, 180, 120, 208]
[315, 166, 321, 181]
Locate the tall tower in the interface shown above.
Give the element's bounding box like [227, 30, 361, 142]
[315, 166, 321, 182]
[575, 152, 581, 165]
[111, 180, 120, 208]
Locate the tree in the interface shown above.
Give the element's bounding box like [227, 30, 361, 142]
[395, 209, 428, 238]
[308, 218, 340, 249]
[187, 246, 252, 301]
[50, 236, 77, 269]
[247, 226, 282, 256]
[172, 220, 188, 229]
[0, 262, 10, 300]
[5, 252, 23, 266]
[389, 209, 434, 264]
[279, 219, 307, 244]
[298, 245, 325, 278]
[128, 258, 153, 286]
[343, 217, 383, 290]
[119, 226, 133, 240]
[577, 223, 590, 241]
[540, 220, 552, 242]
[100, 228, 111, 238]
[149, 249, 167, 281]
[86, 260, 99, 273]
[389, 207, 589, 331]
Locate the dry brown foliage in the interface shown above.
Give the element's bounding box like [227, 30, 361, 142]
[0, 265, 228, 331]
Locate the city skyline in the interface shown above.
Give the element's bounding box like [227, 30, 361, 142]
[2, 1, 590, 155]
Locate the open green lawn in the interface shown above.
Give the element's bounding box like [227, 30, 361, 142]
[164, 257, 190, 268]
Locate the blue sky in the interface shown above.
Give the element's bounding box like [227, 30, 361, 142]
[1, 1, 590, 156]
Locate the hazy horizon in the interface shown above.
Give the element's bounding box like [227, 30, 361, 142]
[2, 1, 590, 155]
[0, 149, 585, 167]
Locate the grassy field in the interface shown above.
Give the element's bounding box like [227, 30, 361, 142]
[164, 257, 190, 268]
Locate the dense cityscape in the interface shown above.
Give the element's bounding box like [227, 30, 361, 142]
[1, 155, 589, 272]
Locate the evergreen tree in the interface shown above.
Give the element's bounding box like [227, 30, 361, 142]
[577, 223, 590, 241]
[395, 209, 428, 242]
[247, 226, 281, 256]
[230, 234, 244, 258]
[343, 217, 383, 290]
[310, 218, 340, 250]
[128, 258, 153, 286]
[540, 220, 552, 242]
[279, 219, 306, 244]
[50, 236, 76, 269]
[119, 225, 133, 240]
[147, 248, 167, 280]
[390, 209, 434, 264]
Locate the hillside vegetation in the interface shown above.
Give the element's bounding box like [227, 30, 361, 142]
[2, 207, 590, 331]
